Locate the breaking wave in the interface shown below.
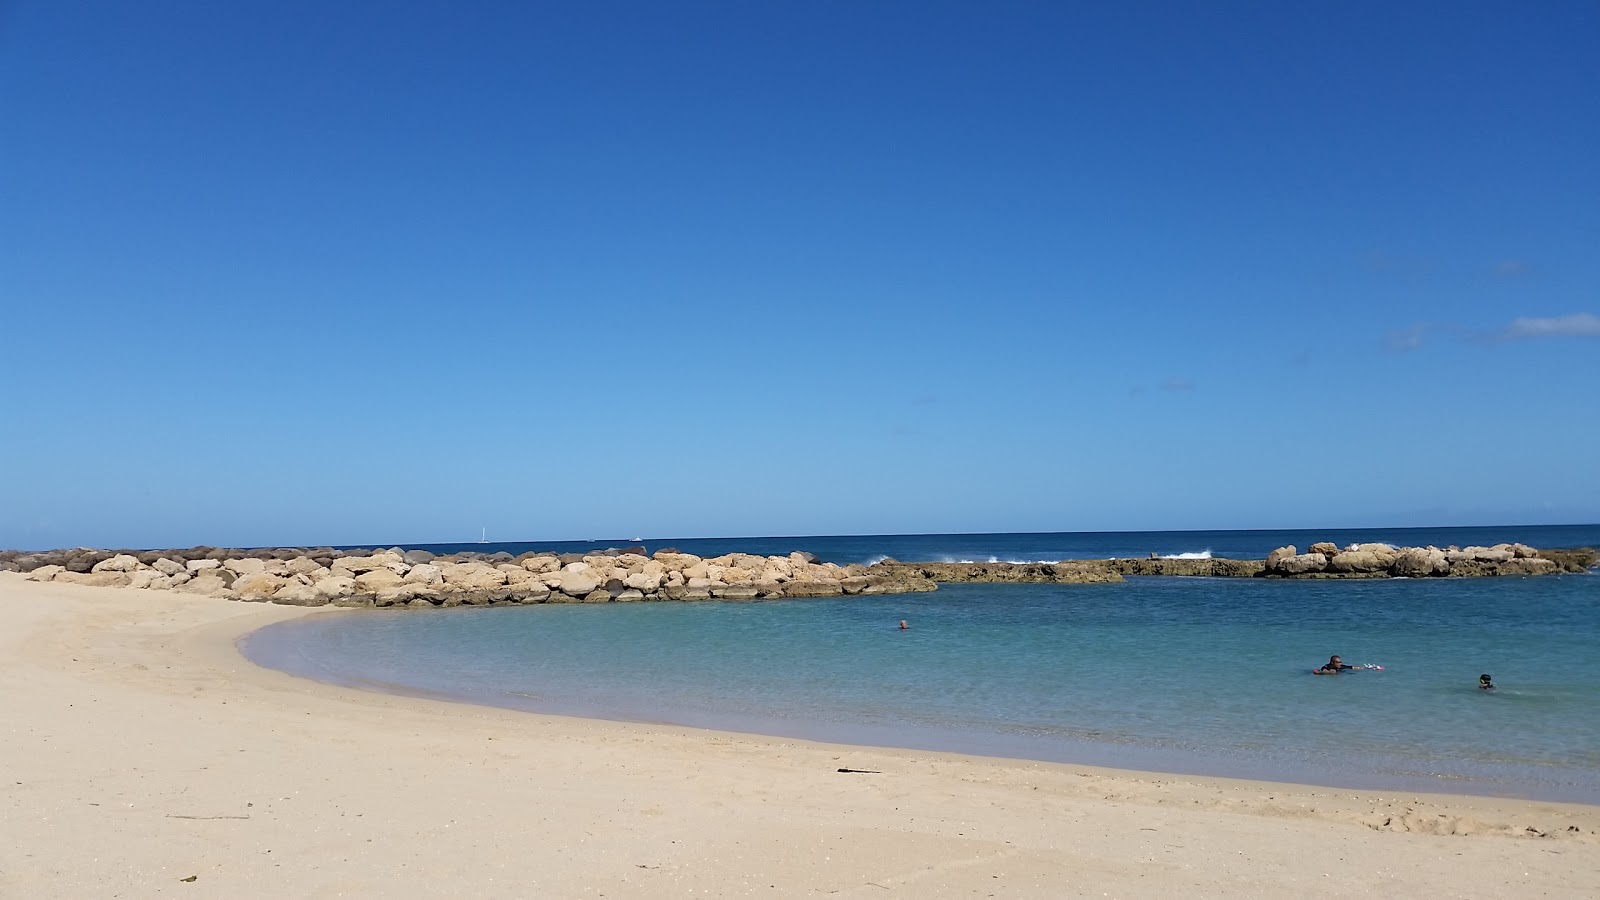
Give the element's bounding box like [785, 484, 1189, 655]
[1159, 550, 1213, 559]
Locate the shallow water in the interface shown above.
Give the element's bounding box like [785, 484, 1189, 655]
[243, 571, 1600, 803]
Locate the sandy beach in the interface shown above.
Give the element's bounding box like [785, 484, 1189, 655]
[3, 573, 1597, 898]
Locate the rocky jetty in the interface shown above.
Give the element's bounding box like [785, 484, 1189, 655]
[1259, 542, 1596, 578]
[872, 560, 1125, 585]
[1, 546, 936, 607]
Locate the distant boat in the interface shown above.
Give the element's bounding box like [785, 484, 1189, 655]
[629, 537, 644, 542]
[479, 528, 488, 544]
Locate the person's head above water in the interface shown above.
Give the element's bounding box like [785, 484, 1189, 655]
[1329, 655, 1342, 666]
[1480, 673, 1495, 689]
[899, 620, 908, 630]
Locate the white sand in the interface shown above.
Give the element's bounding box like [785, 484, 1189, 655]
[3, 572, 1597, 898]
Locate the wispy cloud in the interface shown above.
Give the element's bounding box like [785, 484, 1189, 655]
[1384, 312, 1599, 350]
[1494, 259, 1530, 278]
[1385, 324, 1429, 352]
[1500, 313, 1600, 340]
[1161, 377, 1194, 392]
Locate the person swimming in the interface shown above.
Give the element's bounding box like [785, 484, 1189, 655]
[1313, 655, 1379, 674]
[899, 620, 908, 630]
[1479, 673, 1495, 690]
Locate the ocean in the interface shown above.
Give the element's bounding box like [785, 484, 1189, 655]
[242, 526, 1600, 803]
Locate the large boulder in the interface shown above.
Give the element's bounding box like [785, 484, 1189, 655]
[271, 581, 324, 606]
[187, 558, 222, 572]
[1308, 542, 1340, 557]
[91, 554, 142, 574]
[403, 564, 443, 585]
[558, 568, 600, 596]
[233, 572, 287, 600]
[520, 555, 561, 574]
[151, 557, 187, 577]
[26, 565, 64, 582]
[1328, 550, 1384, 574]
[1499, 557, 1558, 576]
[313, 575, 357, 602]
[439, 562, 507, 591]
[223, 558, 267, 576]
[334, 551, 410, 576]
[177, 574, 233, 597]
[784, 580, 843, 598]
[1276, 553, 1328, 575]
[1391, 547, 1449, 577]
[1264, 546, 1297, 572]
[354, 569, 406, 592]
[624, 571, 661, 591]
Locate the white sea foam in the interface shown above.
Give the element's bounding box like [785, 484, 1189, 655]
[943, 556, 1067, 564]
[1159, 550, 1213, 560]
[860, 555, 890, 566]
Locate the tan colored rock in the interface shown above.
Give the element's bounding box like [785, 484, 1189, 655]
[56, 571, 131, 587]
[334, 551, 409, 575]
[177, 574, 232, 597]
[624, 571, 661, 591]
[313, 575, 357, 602]
[223, 558, 267, 576]
[187, 559, 221, 572]
[520, 555, 561, 574]
[651, 552, 701, 572]
[784, 579, 842, 598]
[234, 572, 286, 600]
[285, 557, 326, 577]
[439, 562, 507, 591]
[1391, 547, 1448, 577]
[1308, 542, 1340, 557]
[719, 567, 754, 585]
[840, 576, 870, 594]
[1500, 557, 1558, 575]
[1265, 546, 1297, 571]
[614, 589, 645, 602]
[355, 569, 405, 592]
[92, 554, 142, 573]
[151, 558, 186, 577]
[404, 564, 443, 585]
[272, 582, 323, 605]
[683, 561, 710, 580]
[497, 564, 535, 586]
[1328, 550, 1383, 573]
[26, 565, 63, 582]
[1276, 553, 1327, 575]
[558, 569, 600, 596]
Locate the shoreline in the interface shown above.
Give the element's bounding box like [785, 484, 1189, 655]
[240, 605, 1591, 806]
[5, 572, 1599, 896]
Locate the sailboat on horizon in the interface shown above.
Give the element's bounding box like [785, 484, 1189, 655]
[478, 527, 489, 544]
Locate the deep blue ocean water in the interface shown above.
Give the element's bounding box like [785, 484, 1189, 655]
[246, 526, 1600, 802]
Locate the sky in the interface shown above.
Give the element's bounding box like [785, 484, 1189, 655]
[2, 1, 1597, 549]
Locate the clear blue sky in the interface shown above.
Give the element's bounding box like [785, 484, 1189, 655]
[2, 1, 1596, 549]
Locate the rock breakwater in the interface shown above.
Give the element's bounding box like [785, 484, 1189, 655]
[872, 560, 1126, 585]
[1260, 542, 1595, 578]
[2, 546, 936, 607]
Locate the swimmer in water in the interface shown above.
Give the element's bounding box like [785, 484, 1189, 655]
[1479, 673, 1495, 691]
[1313, 655, 1371, 674]
[899, 620, 908, 630]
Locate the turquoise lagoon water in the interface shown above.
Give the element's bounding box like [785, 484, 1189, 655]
[244, 528, 1600, 803]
